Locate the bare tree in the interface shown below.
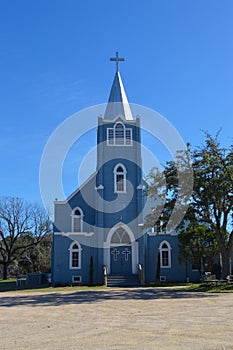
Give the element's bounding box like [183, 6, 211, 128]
[0, 196, 51, 279]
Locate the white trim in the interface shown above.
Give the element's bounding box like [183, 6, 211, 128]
[136, 184, 146, 190]
[95, 184, 104, 190]
[159, 240, 172, 269]
[109, 243, 130, 247]
[103, 116, 136, 124]
[105, 223, 136, 246]
[54, 232, 94, 237]
[147, 231, 157, 236]
[69, 241, 82, 269]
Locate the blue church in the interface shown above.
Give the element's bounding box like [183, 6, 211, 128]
[52, 53, 200, 286]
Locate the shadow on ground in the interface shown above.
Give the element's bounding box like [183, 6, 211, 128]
[0, 287, 217, 307]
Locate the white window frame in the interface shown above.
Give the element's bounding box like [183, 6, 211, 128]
[159, 241, 172, 268]
[72, 275, 82, 283]
[69, 241, 82, 269]
[125, 128, 132, 145]
[114, 163, 127, 193]
[115, 122, 124, 145]
[71, 207, 84, 232]
[107, 128, 114, 145]
[107, 122, 132, 146]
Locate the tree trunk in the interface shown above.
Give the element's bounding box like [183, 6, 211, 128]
[2, 263, 8, 280]
[220, 248, 231, 279]
[156, 252, 161, 281]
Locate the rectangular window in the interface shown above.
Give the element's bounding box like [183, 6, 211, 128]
[107, 128, 114, 145]
[72, 276, 81, 283]
[72, 251, 79, 268]
[116, 174, 125, 192]
[115, 131, 124, 145]
[161, 251, 169, 267]
[125, 129, 132, 145]
[73, 217, 81, 232]
[107, 125, 132, 146]
[160, 276, 166, 282]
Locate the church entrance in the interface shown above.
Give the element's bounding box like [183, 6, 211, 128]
[110, 246, 132, 274]
[110, 227, 132, 275]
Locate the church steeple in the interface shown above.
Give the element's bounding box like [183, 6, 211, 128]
[104, 52, 133, 121]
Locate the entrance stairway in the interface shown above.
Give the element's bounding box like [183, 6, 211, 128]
[107, 274, 140, 287]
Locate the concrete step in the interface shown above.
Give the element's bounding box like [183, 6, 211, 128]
[107, 274, 140, 287]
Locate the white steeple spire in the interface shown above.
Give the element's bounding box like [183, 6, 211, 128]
[104, 52, 133, 120]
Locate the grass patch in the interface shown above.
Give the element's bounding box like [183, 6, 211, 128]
[186, 282, 233, 293]
[145, 281, 233, 293]
[23, 285, 106, 293]
[1, 278, 233, 294]
[0, 278, 20, 283]
[146, 282, 194, 288]
[0, 279, 106, 293]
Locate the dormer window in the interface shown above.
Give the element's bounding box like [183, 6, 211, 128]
[107, 122, 132, 146]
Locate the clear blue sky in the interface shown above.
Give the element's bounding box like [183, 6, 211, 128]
[0, 0, 232, 207]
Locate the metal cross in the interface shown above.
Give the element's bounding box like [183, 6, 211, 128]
[111, 248, 120, 261]
[122, 248, 131, 261]
[110, 51, 125, 72]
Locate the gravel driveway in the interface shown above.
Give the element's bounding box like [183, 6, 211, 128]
[0, 287, 232, 350]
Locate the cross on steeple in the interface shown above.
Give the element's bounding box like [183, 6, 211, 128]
[110, 51, 125, 72]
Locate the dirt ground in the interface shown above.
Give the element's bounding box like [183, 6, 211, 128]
[0, 287, 233, 350]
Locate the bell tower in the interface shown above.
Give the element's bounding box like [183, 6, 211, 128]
[95, 53, 143, 233]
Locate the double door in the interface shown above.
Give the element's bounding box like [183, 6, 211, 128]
[110, 245, 132, 274]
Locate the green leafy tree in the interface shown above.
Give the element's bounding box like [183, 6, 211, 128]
[0, 197, 51, 279]
[178, 223, 218, 273]
[146, 132, 233, 279]
[191, 133, 233, 278]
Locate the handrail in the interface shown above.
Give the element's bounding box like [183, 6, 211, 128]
[137, 263, 145, 286]
[103, 265, 107, 286]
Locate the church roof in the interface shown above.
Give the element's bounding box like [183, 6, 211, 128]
[104, 58, 133, 120]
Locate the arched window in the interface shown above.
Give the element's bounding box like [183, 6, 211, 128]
[111, 227, 131, 244]
[69, 241, 82, 269]
[72, 207, 83, 232]
[115, 123, 124, 145]
[107, 122, 132, 146]
[159, 241, 172, 268]
[114, 164, 126, 193]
